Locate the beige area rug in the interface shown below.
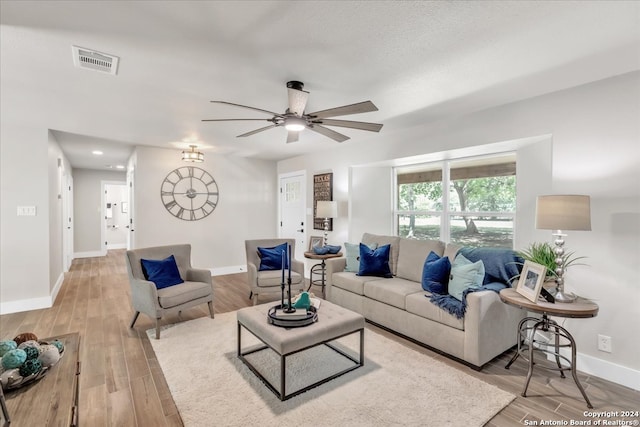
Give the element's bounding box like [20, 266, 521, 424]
[148, 311, 515, 427]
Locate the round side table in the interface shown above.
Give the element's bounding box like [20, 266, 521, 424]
[303, 251, 342, 298]
[499, 288, 598, 408]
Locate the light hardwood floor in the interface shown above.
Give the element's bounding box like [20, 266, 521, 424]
[1, 250, 637, 426]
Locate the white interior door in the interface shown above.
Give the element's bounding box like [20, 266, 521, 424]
[279, 171, 306, 260]
[126, 169, 134, 249]
[62, 173, 74, 271]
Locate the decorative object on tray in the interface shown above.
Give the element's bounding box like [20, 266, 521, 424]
[0, 333, 65, 391]
[515, 260, 546, 303]
[269, 249, 319, 327]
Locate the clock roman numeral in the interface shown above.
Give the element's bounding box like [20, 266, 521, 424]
[164, 200, 177, 210]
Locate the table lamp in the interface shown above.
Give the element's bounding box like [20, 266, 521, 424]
[316, 201, 338, 246]
[535, 195, 591, 303]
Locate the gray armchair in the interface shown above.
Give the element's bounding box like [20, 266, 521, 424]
[125, 244, 214, 339]
[245, 239, 305, 305]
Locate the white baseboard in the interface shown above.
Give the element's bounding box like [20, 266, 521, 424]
[552, 348, 640, 391]
[106, 243, 127, 250]
[74, 250, 107, 259]
[210, 265, 247, 276]
[0, 296, 52, 315]
[51, 272, 64, 305]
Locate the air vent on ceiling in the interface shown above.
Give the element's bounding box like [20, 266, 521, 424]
[72, 45, 119, 75]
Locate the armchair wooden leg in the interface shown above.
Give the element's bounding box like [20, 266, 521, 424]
[208, 300, 214, 318]
[155, 318, 161, 339]
[249, 291, 253, 300]
[130, 311, 140, 329]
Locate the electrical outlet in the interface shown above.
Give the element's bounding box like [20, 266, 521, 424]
[598, 334, 612, 353]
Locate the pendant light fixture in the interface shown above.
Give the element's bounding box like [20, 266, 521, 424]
[182, 145, 204, 162]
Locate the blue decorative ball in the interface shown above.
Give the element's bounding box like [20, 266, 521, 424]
[23, 346, 39, 360]
[2, 349, 27, 369]
[51, 340, 64, 353]
[19, 359, 41, 377]
[0, 341, 17, 357]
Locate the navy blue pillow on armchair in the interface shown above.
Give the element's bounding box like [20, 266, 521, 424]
[141, 255, 184, 290]
[257, 242, 289, 271]
[421, 251, 451, 294]
[357, 243, 392, 278]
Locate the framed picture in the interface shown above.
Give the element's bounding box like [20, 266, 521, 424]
[313, 172, 333, 231]
[308, 236, 323, 252]
[516, 260, 547, 302]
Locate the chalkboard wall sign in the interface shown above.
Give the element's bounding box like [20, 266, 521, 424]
[313, 173, 333, 231]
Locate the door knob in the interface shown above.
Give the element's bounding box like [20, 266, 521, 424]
[297, 228, 304, 233]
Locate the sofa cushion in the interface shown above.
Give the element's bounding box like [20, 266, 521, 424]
[332, 271, 383, 295]
[257, 242, 288, 271]
[361, 233, 401, 275]
[405, 291, 464, 331]
[256, 270, 303, 288]
[358, 243, 393, 278]
[396, 238, 445, 282]
[364, 278, 422, 310]
[421, 251, 451, 294]
[141, 255, 184, 289]
[448, 255, 485, 301]
[344, 242, 377, 272]
[157, 280, 210, 308]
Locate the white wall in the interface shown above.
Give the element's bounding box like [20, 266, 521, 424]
[277, 72, 640, 386]
[73, 169, 126, 255]
[132, 146, 278, 272]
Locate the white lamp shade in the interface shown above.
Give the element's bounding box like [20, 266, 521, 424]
[316, 200, 338, 218]
[535, 195, 591, 231]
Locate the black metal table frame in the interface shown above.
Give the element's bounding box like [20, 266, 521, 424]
[307, 260, 328, 298]
[237, 321, 364, 401]
[505, 314, 593, 408]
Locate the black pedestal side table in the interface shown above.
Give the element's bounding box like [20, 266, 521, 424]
[499, 288, 599, 408]
[303, 251, 342, 298]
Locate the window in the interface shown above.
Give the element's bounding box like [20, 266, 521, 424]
[395, 154, 516, 248]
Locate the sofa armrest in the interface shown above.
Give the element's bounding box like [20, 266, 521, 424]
[463, 289, 526, 367]
[325, 257, 347, 299]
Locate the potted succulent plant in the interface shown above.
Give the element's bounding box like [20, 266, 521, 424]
[517, 241, 587, 282]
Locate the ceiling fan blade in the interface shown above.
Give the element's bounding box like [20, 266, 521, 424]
[308, 125, 350, 143]
[237, 124, 277, 138]
[209, 101, 282, 117]
[202, 118, 273, 122]
[286, 131, 299, 144]
[307, 101, 378, 119]
[314, 119, 383, 132]
[287, 88, 309, 117]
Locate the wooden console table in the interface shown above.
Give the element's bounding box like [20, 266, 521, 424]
[2, 332, 80, 426]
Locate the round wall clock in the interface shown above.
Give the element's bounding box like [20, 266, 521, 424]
[161, 166, 219, 221]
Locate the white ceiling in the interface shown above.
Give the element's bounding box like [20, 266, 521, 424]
[1, 1, 639, 169]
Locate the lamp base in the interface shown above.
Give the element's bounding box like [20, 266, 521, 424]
[554, 290, 577, 303]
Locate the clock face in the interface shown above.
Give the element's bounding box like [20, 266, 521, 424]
[161, 166, 219, 221]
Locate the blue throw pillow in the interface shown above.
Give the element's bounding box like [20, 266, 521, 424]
[421, 251, 451, 294]
[448, 254, 485, 301]
[357, 243, 392, 278]
[344, 242, 377, 272]
[141, 255, 184, 290]
[257, 242, 289, 271]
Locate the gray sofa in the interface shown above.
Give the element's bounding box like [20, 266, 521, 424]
[325, 233, 526, 368]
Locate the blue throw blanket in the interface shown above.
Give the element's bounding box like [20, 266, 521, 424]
[428, 247, 523, 319]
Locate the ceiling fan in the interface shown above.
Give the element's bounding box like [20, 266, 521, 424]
[202, 81, 383, 143]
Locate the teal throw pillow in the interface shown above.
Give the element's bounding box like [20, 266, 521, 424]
[141, 255, 184, 290]
[344, 242, 377, 272]
[448, 254, 485, 301]
[257, 243, 289, 271]
[357, 243, 392, 278]
[421, 251, 451, 294]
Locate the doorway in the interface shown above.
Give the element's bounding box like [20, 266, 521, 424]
[102, 181, 128, 252]
[279, 171, 306, 260]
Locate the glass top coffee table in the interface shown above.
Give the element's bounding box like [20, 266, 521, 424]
[237, 299, 365, 401]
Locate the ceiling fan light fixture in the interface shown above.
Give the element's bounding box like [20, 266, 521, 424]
[182, 145, 204, 162]
[284, 117, 306, 132]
